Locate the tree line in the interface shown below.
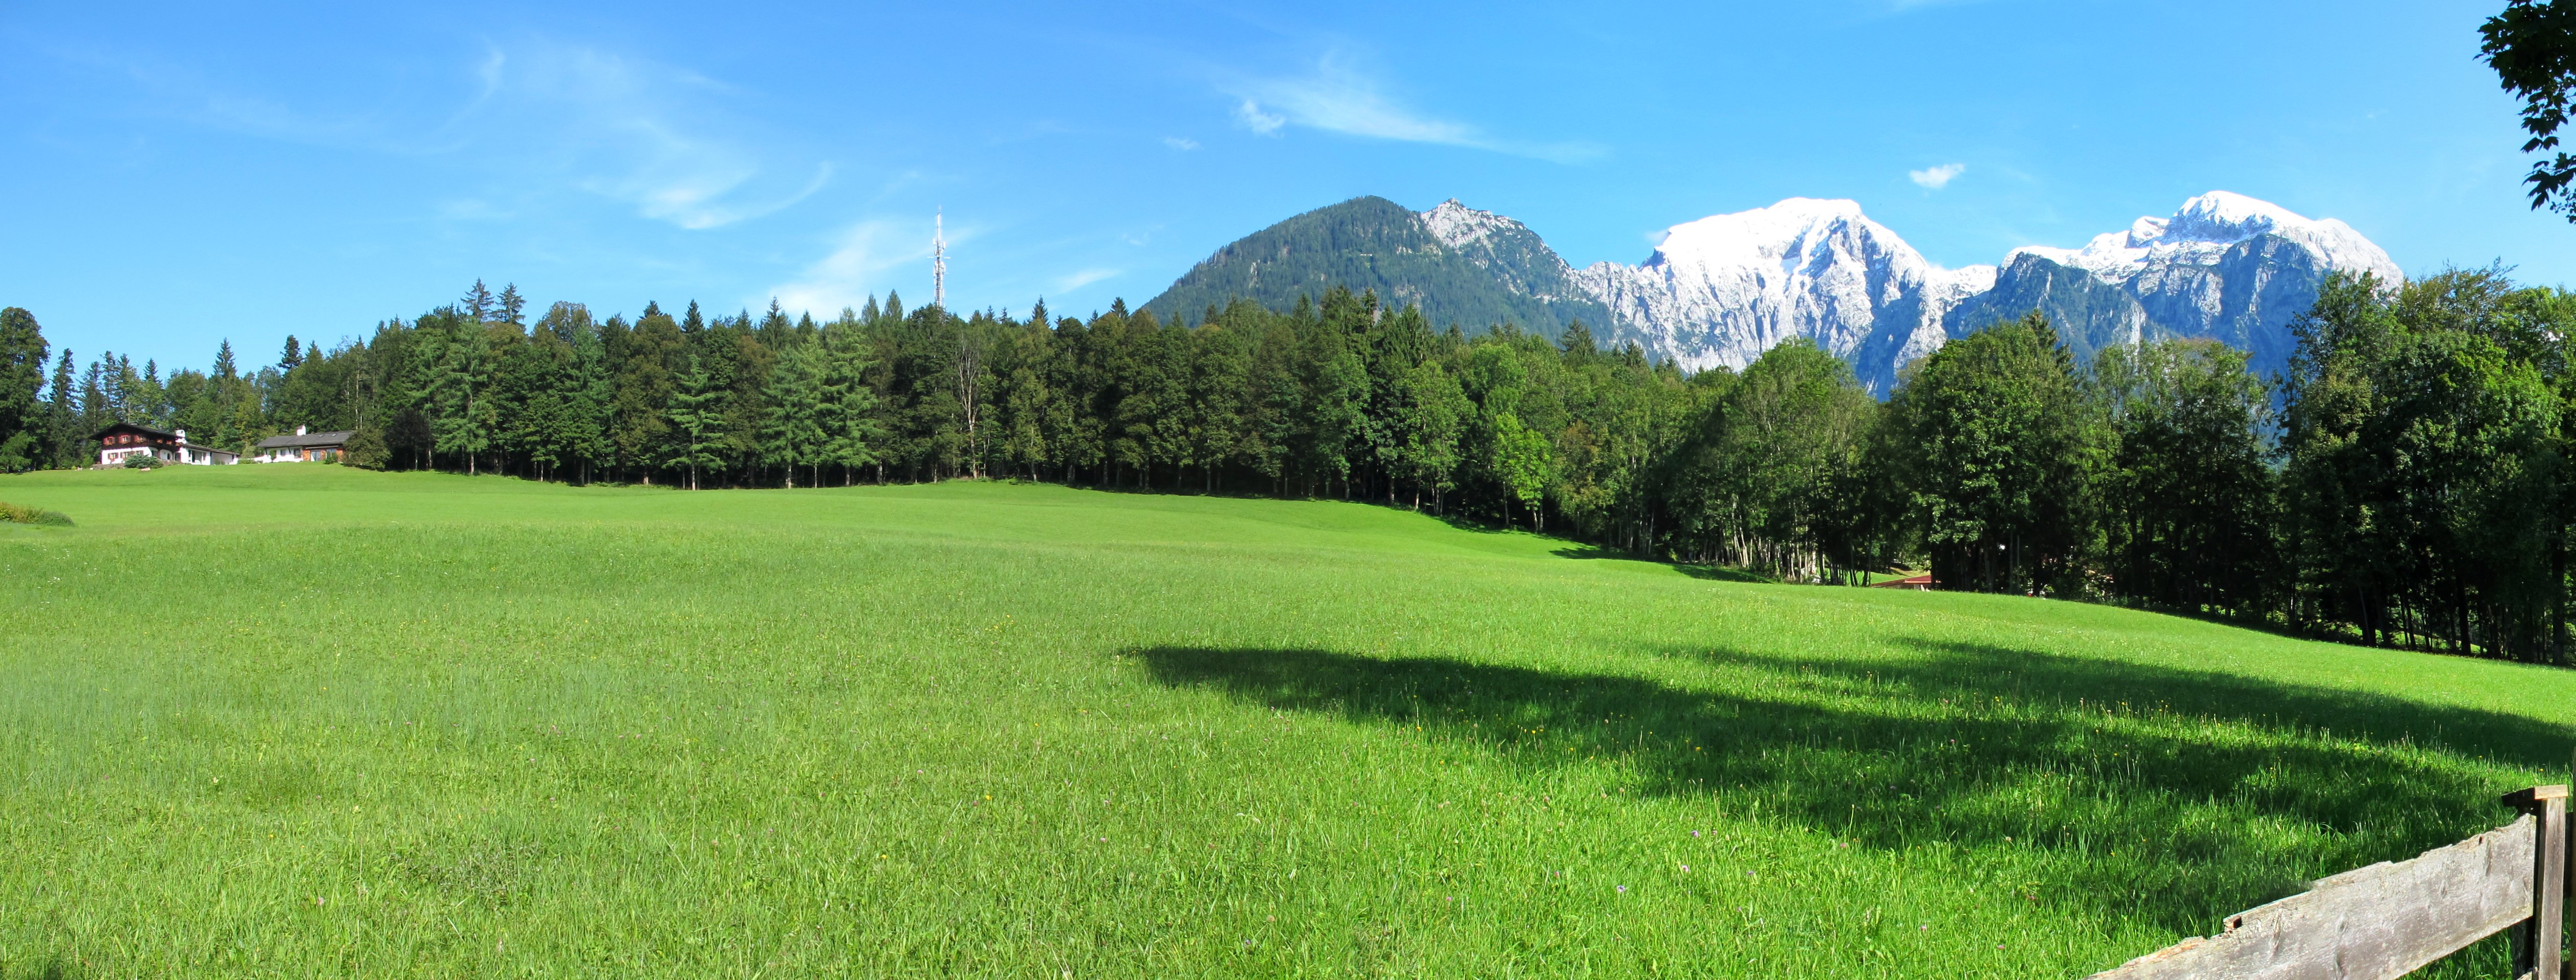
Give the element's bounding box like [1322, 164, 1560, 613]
[4, 270, 2574, 662]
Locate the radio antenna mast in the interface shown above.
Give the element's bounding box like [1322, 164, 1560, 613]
[932, 209, 946, 309]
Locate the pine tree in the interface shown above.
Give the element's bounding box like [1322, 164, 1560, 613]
[667, 353, 725, 490]
[78, 358, 109, 445]
[818, 327, 884, 485]
[503, 332, 567, 480]
[463, 280, 496, 323]
[0, 307, 48, 472]
[614, 307, 682, 484]
[566, 317, 614, 484]
[427, 316, 500, 475]
[47, 349, 77, 467]
[759, 340, 829, 487]
[497, 283, 526, 326]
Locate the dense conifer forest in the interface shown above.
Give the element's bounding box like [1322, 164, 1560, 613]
[5, 269, 2575, 662]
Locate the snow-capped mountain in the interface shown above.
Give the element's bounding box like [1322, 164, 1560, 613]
[1573, 199, 1995, 392]
[2014, 191, 2396, 287]
[1145, 191, 2396, 392]
[1581, 192, 2400, 390]
[1993, 191, 2401, 374]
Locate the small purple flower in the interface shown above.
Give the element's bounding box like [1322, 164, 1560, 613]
[1615, 885, 1627, 893]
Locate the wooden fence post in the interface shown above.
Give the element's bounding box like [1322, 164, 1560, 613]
[2505, 784, 2569, 980]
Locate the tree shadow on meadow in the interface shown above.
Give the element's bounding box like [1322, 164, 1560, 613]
[1546, 545, 1777, 582]
[1136, 641, 2574, 936]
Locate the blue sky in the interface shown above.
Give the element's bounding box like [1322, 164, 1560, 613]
[3, 0, 2565, 369]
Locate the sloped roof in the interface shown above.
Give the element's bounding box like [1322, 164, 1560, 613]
[96, 421, 179, 440]
[254, 430, 356, 450]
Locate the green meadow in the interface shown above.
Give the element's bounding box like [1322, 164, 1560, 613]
[4, 465, 2570, 977]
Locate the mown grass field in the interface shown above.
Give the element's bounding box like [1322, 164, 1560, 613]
[4, 464, 2572, 977]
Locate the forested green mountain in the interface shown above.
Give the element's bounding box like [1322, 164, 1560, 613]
[1140, 197, 1613, 338]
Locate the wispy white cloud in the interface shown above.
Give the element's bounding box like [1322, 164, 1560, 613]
[1226, 53, 1598, 163]
[489, 42, 829, 229]
[1162, 136, 1201, 151]
[768, 215, 972, 316]
[1235, 99, 1286, 136]
[76, 38, 830, 230]
[769, 220, 916, 316]
[62, 44, 387, 148]
[1056, 268, 1120, 291]
[1909, 162, 1966, 189]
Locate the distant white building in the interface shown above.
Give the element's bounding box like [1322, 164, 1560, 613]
[96, 422, 239, 466]
[252, 425, 355, 463]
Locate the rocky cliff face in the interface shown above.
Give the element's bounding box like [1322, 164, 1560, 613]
[1996, 191, 2400, 377]
[1577, 191, 2398, 390]
[1572, 198, 1995, 392]
[1417, 199, 1611, 326]
[1147, 191, 2398, 392]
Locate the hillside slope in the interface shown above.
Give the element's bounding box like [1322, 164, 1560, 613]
[1, 466, 2560, 977]
[1140, 196, 1614, 337]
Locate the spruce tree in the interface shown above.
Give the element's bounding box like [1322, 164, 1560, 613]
[0, 307, 48, 472]
[568, 320, 615, 484]
[759, 340, 828, 487]
[462, 280, 496, 322]
[497, 283, 526, 325]
[667, 353, 725, 489]
[427, 316, 499, 475]
[818, 327, 883, 485]
[47, 349, 77, 467]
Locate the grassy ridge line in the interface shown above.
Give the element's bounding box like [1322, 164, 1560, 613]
[1, 467, 2570, 976]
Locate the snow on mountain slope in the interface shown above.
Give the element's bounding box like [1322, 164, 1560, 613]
[1576, 191, 2399, 390]
[1417, 199, 1607, 314]
[2002, 191, 2401, 375]
[2013, 191, 2397, 286]
[1573, 199, 1994, 390]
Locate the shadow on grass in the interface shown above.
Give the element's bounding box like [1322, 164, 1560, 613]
[1137, 641, 2571, 939]
[1547, 545, 1782, 582]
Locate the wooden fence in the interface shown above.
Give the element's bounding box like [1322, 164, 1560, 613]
[2088, 785, 2567, 979]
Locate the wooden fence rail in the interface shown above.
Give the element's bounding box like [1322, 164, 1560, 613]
[2088, 785, 2567, 980]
